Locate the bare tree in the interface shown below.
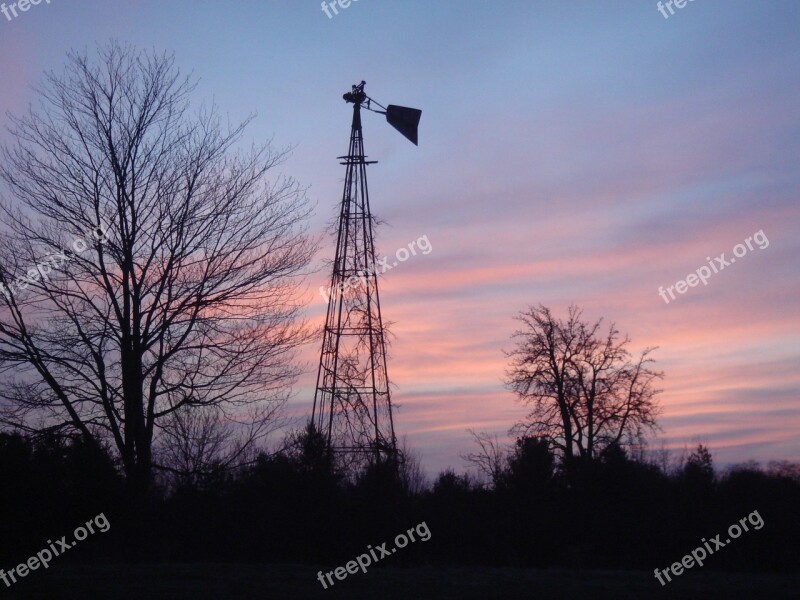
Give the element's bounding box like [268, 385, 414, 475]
[156, 400, 286, 489]
[461, 429, 507, 487]
[0, 42, 315, 497]
[505, 304, 662, 466]
[397, 436, 428, 494]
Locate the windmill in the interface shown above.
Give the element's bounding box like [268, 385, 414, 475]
[311, 81, 421, 468]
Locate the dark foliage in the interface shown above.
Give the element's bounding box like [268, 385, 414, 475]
[1, 432, 798, 573]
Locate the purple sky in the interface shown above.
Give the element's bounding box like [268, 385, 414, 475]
[1, 0, 798, 477]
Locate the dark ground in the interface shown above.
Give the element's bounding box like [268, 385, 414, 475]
[4, 564, 799, 600]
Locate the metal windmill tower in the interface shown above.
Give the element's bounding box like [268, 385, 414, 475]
[312, 81, 421, 468]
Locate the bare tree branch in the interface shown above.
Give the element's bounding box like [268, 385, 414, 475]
[0, 42, 315, 496]
[505, 304, 663, 465]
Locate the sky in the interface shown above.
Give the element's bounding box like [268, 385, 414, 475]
[0, 0, 798, 477]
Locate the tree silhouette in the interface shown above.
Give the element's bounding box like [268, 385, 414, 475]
[506, 304, 663, 467]
[462, 429, 506, 487]
[497, 435, 555, 495]
[683, 443, 715, 488]
[0, 42, 314, 498]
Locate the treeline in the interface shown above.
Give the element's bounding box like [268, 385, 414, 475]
[1, 429, 798, 572]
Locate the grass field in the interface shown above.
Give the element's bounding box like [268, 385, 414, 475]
[5, 564, 799, 600]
